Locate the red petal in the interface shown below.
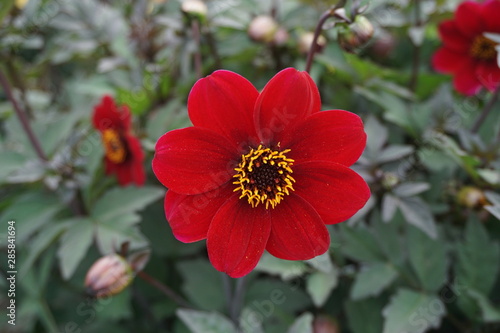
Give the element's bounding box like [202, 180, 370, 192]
[432, 47, 471, 73]
[254, 68, 321, 145]
[188, 70, 259, 150]
[152, 127, 237, 195]
[115, 164, 134, 186]
[125, 134, 146, 186]
[207, 196, 271, 278]
[92, 95, 131, 131]
[266, 194, 330, 260]
[476, 62, 500, 91]
[483, 0, 500, 32]
[453, 61, 483, 95]
[455, 1, 485, 38]
[437, 20, 471, 52]
[281, 110, 366, 167]
[165, 183, 234, 243]
[293, 161, 370, 224]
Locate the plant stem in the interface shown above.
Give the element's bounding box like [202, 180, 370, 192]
[192, 20, 203, 79]
[305, 9, 334, 74]
[231, 276, 247, 324]
[409, 0, 422, 92]
[0, 70, 48, 161]
[471, 84, 500, 133]
[304, 1, 348, 73]
[38, 298, 59, 333]
[204, 26, 222, 69]
[137, 271, 193, 309]
[221, 273, 233, 315]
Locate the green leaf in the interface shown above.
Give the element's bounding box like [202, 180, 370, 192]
[0, 151, 27, 182]
[287, 312, 313, 333]
[345, 298, 385, 333]
[306, 270, 338, 307]
[467, 290, 500, 323]
[340, 224, 386, 262]
[398, 196, 437, 239]
[0, 191, 63, 244]
[94, 213, 148, 254]
[306, 252, 335, 273]
[177, 309, 237, 333]
[364, 115, 388, 154]
[393, 183, 430, 198]
[350, 262, 398, 300]
[407, 226, 447, 292]
[177, 259, 225, 311]
[92, 186, 164, 222]
[239, 307, 265, 333]
[20, 223, 68, 276]
[255, 252, 308, 280]
[377, 145, 414, 164]
[456, 218, 500, 295]
[382, 289, 445, 333]
[57, 218, 94, 279]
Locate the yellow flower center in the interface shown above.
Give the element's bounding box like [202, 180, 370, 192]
[102, 129, 127, 164]
[470, 35, 498, 61]
[233, 145, 295, 209]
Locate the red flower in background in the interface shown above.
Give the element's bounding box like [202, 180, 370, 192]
[93, 95, 145, 186]
[432, 0, 500, 95]
[152, 68, 370, 278]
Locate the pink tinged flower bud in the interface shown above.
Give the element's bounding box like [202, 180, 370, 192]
[273, 28, 290, 46]
[338, 15, 374, 53]
[248, 16, 279, 43]
[313, 315, 340, 333]
[181, 0, 208, 19]
[84, 254, 133, 298]
[298, 32, 327, 55]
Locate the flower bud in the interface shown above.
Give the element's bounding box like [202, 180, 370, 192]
[338, 15, 374, 53]
[85, 254, 133, 298]
[181, 0, 208, 19]
[248, 16, 279, 43]
[15, 0, 29, 9]
[382, 172, 399, 190]
[313, 315, 339, 333]
[457, 186, 487, 209]
[273, 27, 290, 46]
[369, 31, 396, 59]
[298, 32, 327, 55]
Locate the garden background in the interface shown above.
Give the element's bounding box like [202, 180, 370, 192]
[1, 0, 500, 332]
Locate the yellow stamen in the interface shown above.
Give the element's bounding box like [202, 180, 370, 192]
[102, 129, 127, 164]
[233, 145, 295, 209]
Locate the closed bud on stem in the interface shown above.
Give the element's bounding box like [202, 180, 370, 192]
[299, 31, 327, 55]
[248, 16, 279, 43]
[338, 15, 374, 53]
[457, 186, 488, 209]
[313, 315, 340, 333]
[382, 172, 399, 190]
[85, 254, 134, 298]
[181, 0, 208, 20]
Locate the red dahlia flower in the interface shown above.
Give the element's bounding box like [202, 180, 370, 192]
[93, 95, 145, 186]
[152, 68, 370, 278]
[432, 0, 500, 95]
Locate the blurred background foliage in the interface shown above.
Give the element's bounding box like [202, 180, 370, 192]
[0, 0, 500, 332]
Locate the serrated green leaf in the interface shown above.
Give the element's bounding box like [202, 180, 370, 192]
[177, 309, 237, 333]
[20, 223, 68, 276]
[306, 252, 335, 273]
[287, 312, 313, 333]
[468, 289, 500, 323]
[94, 213, 148, 254]
[0, 151, 27, 181]
[306, 270, 338, 307]
[377, 145, 414, 164]
[177, 259, 225, 311]
[407, 226, 447, 292]
[57, 218, 94, 280]
[92, 186, 164, 222]
[382, 289, 445, 333]
[398, 196, 437, 239]
[239, 307, 265, 333]
[350, 262, 397, 300]
[340, 224, 386, 262]
[255, 252, 308, 280]
[345, 298, 385, 333]
[364, 115, 388, 154]
[456, 218, 500, 295]
[393, 183, 430, 198]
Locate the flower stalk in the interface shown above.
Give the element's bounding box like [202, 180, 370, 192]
[137, 271, 193, 309]
[0, 70, 48, 162]
[471, 84, 500, 133]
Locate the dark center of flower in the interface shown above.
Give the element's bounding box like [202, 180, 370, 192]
[233, 145, 295, 209]
[102, 129, 127, 164]
[470, 35, 498, 61]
